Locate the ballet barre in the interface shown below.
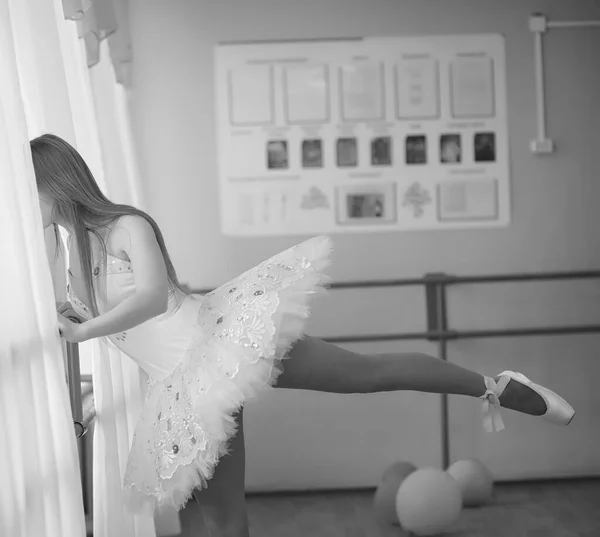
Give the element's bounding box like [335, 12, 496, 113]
[414, 269, 600, 470]
[335, 269, 600, 469]
[64, 316, 96, 438]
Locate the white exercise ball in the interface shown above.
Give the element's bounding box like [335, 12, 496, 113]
[447, 459, 494, 507]
[373, 461, 417, 525]
[395, 468, 462, 536]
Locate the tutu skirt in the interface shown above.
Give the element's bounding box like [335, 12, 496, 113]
[122, 236, 332, 511]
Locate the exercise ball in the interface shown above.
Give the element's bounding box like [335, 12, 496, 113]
[373, 461, 417, 525]
[395, 468, 462, 536]
[447, 459, 494, 507]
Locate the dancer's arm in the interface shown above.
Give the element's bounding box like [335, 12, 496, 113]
[58, 215, 169, 342]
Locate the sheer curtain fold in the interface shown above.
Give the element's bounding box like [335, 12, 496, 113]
[54, 6, 160, 536]
[88, 38, 181, 537]
[1, 1, 86, 535]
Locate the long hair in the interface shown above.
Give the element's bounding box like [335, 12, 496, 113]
[30, 133, 183, 317]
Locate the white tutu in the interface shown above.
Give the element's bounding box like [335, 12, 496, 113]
[122, 236, 332, 511]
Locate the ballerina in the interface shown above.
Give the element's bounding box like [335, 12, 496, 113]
[33, 133, 574, 537]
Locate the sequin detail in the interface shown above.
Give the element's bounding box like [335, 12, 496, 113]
[66, 254, 133, 319]
[67, 283, 91, 318]
[196, 254, 318, 360]
[122, 237, 332, 511]
[107, 255, 133, 274]
[115, 331, 128, 342]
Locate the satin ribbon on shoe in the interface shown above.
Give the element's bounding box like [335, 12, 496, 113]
[481, 375, 510, 432]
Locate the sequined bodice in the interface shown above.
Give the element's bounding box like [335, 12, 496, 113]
[67, 254, 201, 381]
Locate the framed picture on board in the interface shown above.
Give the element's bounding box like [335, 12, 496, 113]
[336, 183, 397, 226]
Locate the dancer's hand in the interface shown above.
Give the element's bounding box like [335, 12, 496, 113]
[57, 313, 86, 343]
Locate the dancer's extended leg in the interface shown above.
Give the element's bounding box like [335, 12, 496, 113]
[278, 336, 547, 416]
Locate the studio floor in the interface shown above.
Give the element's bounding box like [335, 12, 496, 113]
[244, 479, 600, 537]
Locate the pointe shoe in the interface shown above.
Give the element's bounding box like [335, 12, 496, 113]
[480, 371, 575, 433]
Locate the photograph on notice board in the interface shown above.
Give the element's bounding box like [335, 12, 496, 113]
[406, 135, 427, 165]
[371, 136, 392, 166]
[440, 134, 462, 164]
[336, 137, 358, 167]
[474, 132, 496, 162]
[302, 139, 324, 168]
[336, 183, 397, 225]
[267, 140, 289, 170]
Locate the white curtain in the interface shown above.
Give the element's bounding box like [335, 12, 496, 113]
[1, 0, 181, 534]
[0, 0, 86, 535]
[83, 40, 157, 537]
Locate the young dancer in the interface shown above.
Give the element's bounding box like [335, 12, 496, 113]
[34, 134, 574, 537]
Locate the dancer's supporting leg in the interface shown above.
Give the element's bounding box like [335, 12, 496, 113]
[179, 409, 250, 537]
